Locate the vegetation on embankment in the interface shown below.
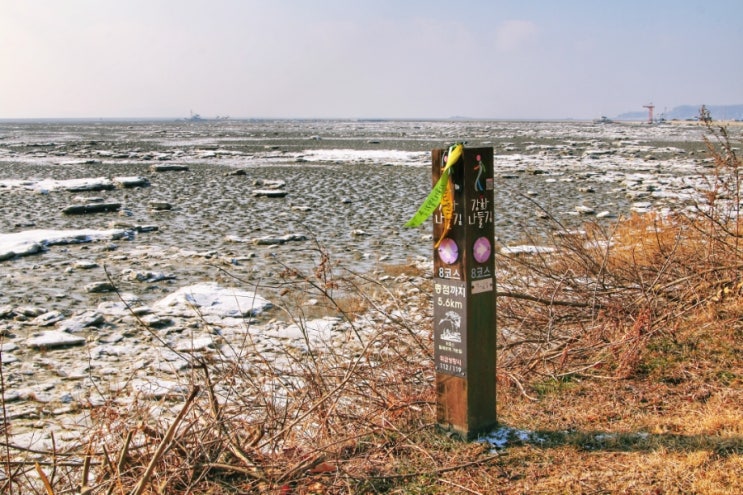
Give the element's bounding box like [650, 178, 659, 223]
[2, 110, 741, 494]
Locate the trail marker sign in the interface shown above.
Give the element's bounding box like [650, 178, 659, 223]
[431, 146, 497, 440]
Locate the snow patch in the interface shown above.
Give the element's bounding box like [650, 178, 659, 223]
[152, 283, 273, 318]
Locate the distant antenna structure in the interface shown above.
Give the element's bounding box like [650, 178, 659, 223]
[642, 103, 655, 124]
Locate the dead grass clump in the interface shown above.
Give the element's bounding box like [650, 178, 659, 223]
[1, 243, 449, 494]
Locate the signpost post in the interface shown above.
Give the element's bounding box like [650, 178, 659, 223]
[431, 146, 497, 440]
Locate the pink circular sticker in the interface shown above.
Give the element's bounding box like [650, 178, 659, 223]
[437, 238, 459, 264]
[472, 236, 492, 264]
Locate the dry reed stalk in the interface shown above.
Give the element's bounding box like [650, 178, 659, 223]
[129, 386, 199, 495]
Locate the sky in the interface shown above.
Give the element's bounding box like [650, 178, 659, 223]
[1, 0, 741, 120]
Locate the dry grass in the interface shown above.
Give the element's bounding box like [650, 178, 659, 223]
[1, 113, 742, 494]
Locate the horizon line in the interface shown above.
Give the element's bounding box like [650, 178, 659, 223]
[0, 115, 662, 123]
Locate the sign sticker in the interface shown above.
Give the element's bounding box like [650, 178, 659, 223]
[472, 236, 492, 264]
[437, 237, 459, 264]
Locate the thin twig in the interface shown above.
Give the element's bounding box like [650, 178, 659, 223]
[438, 478, 484, 495]
[117, 430, 133, 475]
[363, 453, 500, 481]
[35, 462, 55, 495]
[0, 335, 13, 495]
[129, 386, 200, 495]
[201, 366, 266, 480]
[80, 447, 92, 495]
[496, 290, 605, 309]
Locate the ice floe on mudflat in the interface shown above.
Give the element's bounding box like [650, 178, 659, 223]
[261, 316, 342, 353]
[0, 228, 132, 260]
[152, 282, 273, 318]
[294, 148, 428, 166]
[500, 245, 557, 256]
[0, 176, 149, 193]
[26, 330, 86, 349]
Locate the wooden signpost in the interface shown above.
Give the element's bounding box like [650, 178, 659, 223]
[431, 146, 497, 440]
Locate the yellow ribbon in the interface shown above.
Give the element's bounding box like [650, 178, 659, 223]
[434, 173, 455, 248]
[404, 143, 463, 228]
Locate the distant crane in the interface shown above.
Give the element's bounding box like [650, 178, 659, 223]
[643, 103, 655, 124]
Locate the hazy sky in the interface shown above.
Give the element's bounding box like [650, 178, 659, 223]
[1, 0, 741, 120]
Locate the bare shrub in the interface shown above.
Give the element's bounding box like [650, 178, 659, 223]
[1, 241, 442, 494]
[496, 109, 743, 389]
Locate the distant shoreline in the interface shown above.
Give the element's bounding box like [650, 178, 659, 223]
[1, 116, 725, 125]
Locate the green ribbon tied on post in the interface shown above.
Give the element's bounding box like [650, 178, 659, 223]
[404, 143, 464, 228]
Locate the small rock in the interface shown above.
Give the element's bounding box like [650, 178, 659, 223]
[130, 378, 188, 399]
[30, 311, 65, 327]
[253, 234, 308, 245]
[57, 311, 105, 332]
[73, 196, 105, 204]
[85, 282, 116, 293]
[124, 269, 176, 283]
[113, 176, 150, 188]
[0, 305, 15, 319]
[1, 352, 18, 364]
[62, 203, 122, 215]
[63, 178, 113, 191]
[631, 202, 653, 213]
[150, 164, 189, 172]
[253, 179, 286, 189]
[253, 189, 287, 198]
[148, 201, 173, 211]
[93, 344, 137, 357]
[141, 315, 174, 328]
[73, 260, 99, 270]
[176, 336, 213, 352]
[575, 205, 595, 215]
[153, 358, 191, 373]
[0, 342, 18, 352]
[16, 306, 46, 317]
[2, 389, 20, 402]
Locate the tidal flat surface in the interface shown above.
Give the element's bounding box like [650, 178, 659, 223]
[0, 119, 729, 309]
[0, 118, 737, 451]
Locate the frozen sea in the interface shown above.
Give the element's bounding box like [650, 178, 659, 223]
[0, 118, 731, 313]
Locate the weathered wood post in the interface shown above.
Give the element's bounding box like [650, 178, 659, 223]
[432, 146, 497, 439]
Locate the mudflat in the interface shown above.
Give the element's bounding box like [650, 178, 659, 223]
[0, 118, 732, 455]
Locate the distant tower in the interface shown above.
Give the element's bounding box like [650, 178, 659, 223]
[643, 103, 655, 124]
